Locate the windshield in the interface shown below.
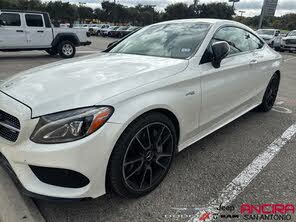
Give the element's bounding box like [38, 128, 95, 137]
[257, 30, 275, 36]
[110, 22, 211, 59]
[288, 31, 296, 36]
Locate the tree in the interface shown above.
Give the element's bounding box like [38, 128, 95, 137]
[78, 6, 93, 23]
[46, 1, 78, 24]
[164, 3, 192, 20]
[197, 3, 234, 19]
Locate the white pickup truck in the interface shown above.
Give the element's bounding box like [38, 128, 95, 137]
[0, 10, 91, 58]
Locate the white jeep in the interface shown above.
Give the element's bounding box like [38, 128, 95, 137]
[0, 10, 91, 58]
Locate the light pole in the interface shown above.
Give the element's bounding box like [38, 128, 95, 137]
[228, 0, 240, 12]
[239, 10, 246, 17]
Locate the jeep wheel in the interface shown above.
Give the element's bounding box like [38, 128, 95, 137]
[58, 41, 76, 58]
[45, 48, 58, 56]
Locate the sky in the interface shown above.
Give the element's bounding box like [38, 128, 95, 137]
[42, 0, 296, 17]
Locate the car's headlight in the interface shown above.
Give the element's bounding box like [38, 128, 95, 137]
[30, 106, 113, 144]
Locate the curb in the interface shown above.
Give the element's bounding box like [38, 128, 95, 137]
[0, 167, 45, 222]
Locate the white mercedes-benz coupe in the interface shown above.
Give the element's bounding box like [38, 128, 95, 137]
[0, 19, 282, 200]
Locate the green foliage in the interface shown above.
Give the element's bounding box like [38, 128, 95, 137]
[235, 14, 296, 31]
[0, 0, 233, 25]
[1, 0, 295, 31]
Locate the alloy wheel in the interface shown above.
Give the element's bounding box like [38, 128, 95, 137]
[122, 122, 174, 192]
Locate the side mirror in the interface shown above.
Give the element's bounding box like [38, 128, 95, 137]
[211, 41, 230, 69]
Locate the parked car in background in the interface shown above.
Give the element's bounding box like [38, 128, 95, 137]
[87, 24, 102, 35]
[100, 25, 115, 36]
[101, 26, 119, 37]
[119, 26, 139, 37]
[112, 26, 129, 38]
[256, 29, 281, 50]
[0, 19, 282, 200]
[73, 24, 82, 28]
[91, 24, 110, 36]
[81, 24, 90, 29]
[59, 23, 70, 28]
[281, 30, 296, 52]
[0, 10, 91, 58]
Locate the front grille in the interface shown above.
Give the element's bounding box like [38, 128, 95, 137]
[0, 110, 20, 142]
[286, 39, 296, 45]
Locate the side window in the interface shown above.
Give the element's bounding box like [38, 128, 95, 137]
[248, 33, 264, 51]
[200, 26, 251, 64]
[0, 13, 21, 26]
[25, 14, 43, 27]
[213, 27, 250, 55]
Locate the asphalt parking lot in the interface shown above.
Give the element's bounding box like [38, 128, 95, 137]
[0, 37, 296, 222]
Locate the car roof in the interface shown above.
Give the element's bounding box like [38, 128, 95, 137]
[0, 9, 48, 14]
[156, 18, 241, 26]
[150, 18, 257, 34]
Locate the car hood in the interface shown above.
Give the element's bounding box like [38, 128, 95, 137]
[283, 36, 296, 40]
[0, 53, 188, 117]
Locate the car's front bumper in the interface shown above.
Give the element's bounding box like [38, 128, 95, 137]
[281, 44, 296, 51]
[0, 92, 123, 200]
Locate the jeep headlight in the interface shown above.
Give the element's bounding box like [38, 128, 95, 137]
[30, 106, 113, 144]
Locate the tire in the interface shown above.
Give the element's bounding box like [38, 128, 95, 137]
[257, 74, 280, 112]
[45, 48, 58, 56]
[108, 112, 177, 198]
[96, 31, 100, 36]
[58, 41, 76, 59]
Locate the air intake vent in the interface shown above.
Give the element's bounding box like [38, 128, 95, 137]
[0, 110, 20, 142]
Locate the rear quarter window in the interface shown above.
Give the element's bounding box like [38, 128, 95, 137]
[25, 14, 43, 27]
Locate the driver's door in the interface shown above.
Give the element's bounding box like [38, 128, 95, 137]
[199, 26, 253, 128]
[0, 12, 27, 49]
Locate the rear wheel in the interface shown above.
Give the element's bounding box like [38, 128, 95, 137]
[257, 74, 280, 112]
[108, 112, 177, 198]
[58, 41, 76, 58]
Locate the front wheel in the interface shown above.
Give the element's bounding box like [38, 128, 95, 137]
[108, 112, 177, 198]
[58, 41, 76, 58]
[257, 74, 280, 112]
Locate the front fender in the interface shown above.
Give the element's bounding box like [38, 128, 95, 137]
[104, 79, 201, 146]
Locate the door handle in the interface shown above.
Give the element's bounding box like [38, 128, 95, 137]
[37, 30, 44, 33]
[250, 60, 258, 65]
[16, 30, 24, 32]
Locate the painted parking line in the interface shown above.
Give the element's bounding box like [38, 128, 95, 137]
[188, 123, 296, 222]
